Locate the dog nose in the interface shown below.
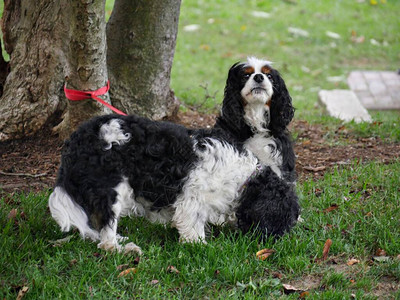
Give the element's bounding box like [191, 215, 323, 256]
[253, 74, 264, 83]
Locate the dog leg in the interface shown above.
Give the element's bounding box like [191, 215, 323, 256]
[97, 200, 142, 254]
[172, 201, 207, 243]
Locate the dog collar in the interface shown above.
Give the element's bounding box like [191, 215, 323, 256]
[238, 164, 264, 194]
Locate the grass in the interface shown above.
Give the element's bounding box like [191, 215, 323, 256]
[1, 161, 399, 298]
[1, 0, 400, 298]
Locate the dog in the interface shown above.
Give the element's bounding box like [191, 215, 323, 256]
[49, 57, 300, 254]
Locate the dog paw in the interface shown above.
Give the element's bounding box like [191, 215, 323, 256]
[98, 241, 121, 252]
[123, 242, 142, 255]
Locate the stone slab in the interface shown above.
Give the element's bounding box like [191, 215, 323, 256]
[318, 89, 372, 123]
[347, 71, 400, 110]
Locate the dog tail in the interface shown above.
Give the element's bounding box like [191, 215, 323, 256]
[48, 187, 99, 241]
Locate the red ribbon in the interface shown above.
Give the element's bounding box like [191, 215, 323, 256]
[64, 80, 127, 116]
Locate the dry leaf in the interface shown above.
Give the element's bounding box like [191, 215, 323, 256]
[396, 254, 400, 260]
[8, 208, 18, 220]
[167, 265, 180, 274]
[150, 279, 159, 285]
[300, 291, 310, 298]
[282, 283, 301, 294]
[118, 267, 137, 278]
[16, 286, 29, 300]
[323, 204, 339, 213]
[347, 258, 360, 266]
[272, 271, 283, 279]
[375, 249, 387, 256]
[256, 249, 275, 261]
[304, 166, 326, 172]
[133, 256, 140, 265]
[116, 264, 129, 271]
[373, 256, 390, 263]
[321, 239, 332, 261]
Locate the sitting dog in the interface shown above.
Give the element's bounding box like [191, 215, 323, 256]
[49, 57, 300, 254]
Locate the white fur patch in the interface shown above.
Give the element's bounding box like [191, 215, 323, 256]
[113, 178, 173, 224]
[245, 133, 283, 178]
[99, 119, 131, 150]
[48, 187, 99, 241]
[244, 103, 270, 133]
[240, 57, 274, 132]
[172, 138, 258, 242]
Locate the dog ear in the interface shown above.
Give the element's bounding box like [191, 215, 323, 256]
[216, 62, 253, 140]
[268, 71, 295, 133]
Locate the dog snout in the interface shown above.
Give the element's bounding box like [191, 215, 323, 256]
[253, 74, 264, 83]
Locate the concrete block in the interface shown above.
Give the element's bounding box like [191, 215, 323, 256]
[318, 89, 372, 123]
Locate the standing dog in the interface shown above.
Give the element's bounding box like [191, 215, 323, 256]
[49, 57, 300, 254]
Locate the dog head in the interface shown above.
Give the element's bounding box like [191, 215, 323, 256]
[218, 57, 294, 138]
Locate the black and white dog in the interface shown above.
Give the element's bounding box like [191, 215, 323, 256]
[49, 57, 300, 254]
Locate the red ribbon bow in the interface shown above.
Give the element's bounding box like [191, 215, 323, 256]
[64, 80, 127, 116]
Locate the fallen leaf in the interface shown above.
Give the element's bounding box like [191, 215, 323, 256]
[150, 279, 159, 285]
[300, 291, 310, 298]
[256, 249, 275, 261]
[320, 239, 332, 261]
[375, 249, 387, 256]
[326, 31, 341, 39]
[373, 256, 390, 263]
[272, 272, 283, 279]
[16, 286, 29, 300]
[183, 24, 200, 32]
[214, 269, 220, 276]
[49, 235, 74, 247]
[118, 267, 137, 278]
[116, 264, 130, 271]
[396, 254, 400, 260]
[133, 256, 140, 265]
[282, 283, 301, 294]
[304, 166, 326, 172]
[8, 208, 18, 220]
[70, 259, 78, 266]
[200, 44, 210, 51]
[347, 258, 360, 266]
[251, 11, 271, 19]
[167, 265, 180, 274]
[323, 204, 339, 213]
[288, 27, 310, 38]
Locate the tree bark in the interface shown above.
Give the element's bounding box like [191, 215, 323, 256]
[106, 0, 181, 120]
[55, 0, 111, 140]
[0, 38, 9, 98]
[0, 0, 70, 141]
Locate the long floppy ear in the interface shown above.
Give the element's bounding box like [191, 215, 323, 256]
[268, 71, 295, 133]
[215, 62, 252, 141]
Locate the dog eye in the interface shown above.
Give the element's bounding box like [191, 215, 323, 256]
[266, 74, 273, 82]
[244, 73, 251, 79]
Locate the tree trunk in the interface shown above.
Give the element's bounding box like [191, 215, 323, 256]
[0, 0, 181, 141]
[106, 0, 181, 120]
[55, 0, 111, 140]
[0, 38, 9, 98]
[0, 0, 70, 141]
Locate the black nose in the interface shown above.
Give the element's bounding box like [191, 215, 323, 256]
[253, 74, 264, 83]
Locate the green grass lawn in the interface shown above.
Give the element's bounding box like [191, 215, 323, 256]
[1, 161, 399, 299]
[1, 0, 400, 298]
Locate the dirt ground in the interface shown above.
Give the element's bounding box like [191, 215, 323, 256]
[1, 110, 399, 197]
